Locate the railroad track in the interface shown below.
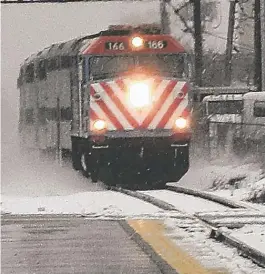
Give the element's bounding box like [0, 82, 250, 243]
[109, 184, 265, 268]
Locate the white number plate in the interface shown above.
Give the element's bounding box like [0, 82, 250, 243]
[105, 42, 126, 50]
[147, 40, 167, 49]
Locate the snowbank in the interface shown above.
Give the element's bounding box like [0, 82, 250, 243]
[246, 178, 265, 203]
[177, 155, 265, 204]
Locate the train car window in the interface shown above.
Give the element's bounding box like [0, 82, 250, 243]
[25, 108, 34, 124]
[50, 108, 57, 120]
[38, 107, 71, 121]
[61, 107, 72, 121]
[71, 56, 78, 67]
[61, 56, 72, 69]
[38, 107, 46, 124]
[38, 107, 59, 123]
[254, 101, 265, 117]
[37, 60, 47, 80]
[25, 64, 34, 83]
[47, 57, 60, 72]
[207, 100, 243, 115]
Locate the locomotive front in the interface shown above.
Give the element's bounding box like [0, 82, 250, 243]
[80, 25, 192, 187]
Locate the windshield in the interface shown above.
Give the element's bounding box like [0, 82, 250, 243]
[207, 100, 243, 115]
[89, 54, 185, 80]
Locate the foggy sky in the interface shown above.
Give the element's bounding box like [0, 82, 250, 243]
[1, 2, 160, 196]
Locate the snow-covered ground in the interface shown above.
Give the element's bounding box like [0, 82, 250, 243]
[164, 218, 265, 274]
[1, 190, 166, 216]
[140, 189, 230, 214]
[1, 3, 265, 273]
[177, 154, 265, 205]
[1, 1, 263, 208]
[228, 225, 265, 254]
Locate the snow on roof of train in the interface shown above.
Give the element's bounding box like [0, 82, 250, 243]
[202, 94, 243, 102]
[20, 35, 94, 67]
[243, 91, 265, 100]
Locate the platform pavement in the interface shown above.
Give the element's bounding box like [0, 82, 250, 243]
[1, 215, 229, 274]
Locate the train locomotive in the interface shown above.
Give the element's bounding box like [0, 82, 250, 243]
[18, 24, 192, 188]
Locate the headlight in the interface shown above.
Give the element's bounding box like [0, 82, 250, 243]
[175, 117, 188, 129]
[131, 36, 144, 48]
[129, 82, 150, 108]
[93, 119, 107, 131]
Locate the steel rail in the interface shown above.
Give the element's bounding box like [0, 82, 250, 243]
[210, 228, 265, 268]
[165, 185, 252, 209]
[110, 184, 265, 268]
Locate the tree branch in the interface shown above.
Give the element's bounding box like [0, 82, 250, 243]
[168, 1, 195, 38]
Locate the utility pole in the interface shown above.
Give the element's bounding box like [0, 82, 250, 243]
[224, 0, 237, 86]
[193, 0, 203, 87]
[254, 0, 262, 91]
[160, 0, 171, 34]
[260, 0, 265, 91]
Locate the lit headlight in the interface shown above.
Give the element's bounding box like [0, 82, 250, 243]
[93, 119, 107, 131]
[131, 36, 144, 48]
[129, 82, 150, 108]
[175, 117, 188, 129]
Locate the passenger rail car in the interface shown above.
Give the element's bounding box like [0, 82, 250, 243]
[18, 24, 193, 188]
[201, 92, 265, 157]
[237, 92, 265, 154]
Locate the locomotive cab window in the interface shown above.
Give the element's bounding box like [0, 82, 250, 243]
[89, 54, 186, 80]
[89, 56, 134, 80]
[135, 54, 185, 78]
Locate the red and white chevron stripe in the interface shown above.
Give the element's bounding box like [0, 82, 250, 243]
[89, 78, 189, 131]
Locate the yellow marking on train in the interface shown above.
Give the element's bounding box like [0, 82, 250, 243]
[127, 220, 230, 274]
